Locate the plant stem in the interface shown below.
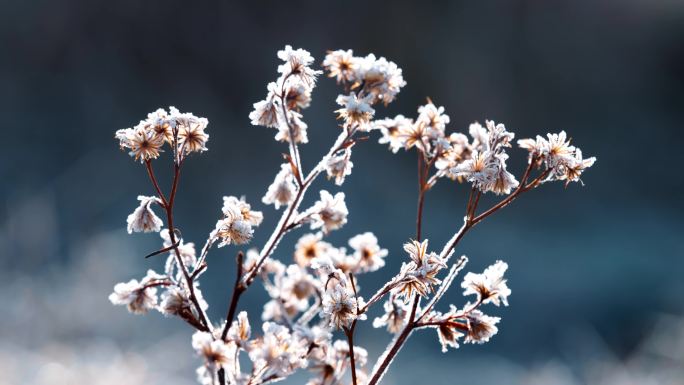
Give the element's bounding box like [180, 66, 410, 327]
[144, 160, 211, 331]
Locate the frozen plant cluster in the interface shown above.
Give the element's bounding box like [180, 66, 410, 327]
[111, 46, 595, 385]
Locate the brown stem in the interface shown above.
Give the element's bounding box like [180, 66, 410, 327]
[221, 251, 245, 341]
[416, 152, 429, 241]
[145, 160, 167, 207]
[344, 326, 359, 385]
[145, 160, 210, 330]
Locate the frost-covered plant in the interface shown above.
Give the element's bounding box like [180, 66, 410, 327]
[111, 46, 596, 385]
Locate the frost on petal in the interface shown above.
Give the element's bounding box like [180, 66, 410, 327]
[308, 190, 348, 234]
[263, 164, 298, 209]
[109, 279, 158, 314]
[373, 115, 413, 153]
[321, 283, 358, 329]
[461, 260, 511, 306]
[227, 311, 251, 344]
[464, 310, 500, 344]
[335, 93, 375, 130]
[348, 232, 387, 273]
[126, 195, 164, 234]
[325, 148, 354, 186]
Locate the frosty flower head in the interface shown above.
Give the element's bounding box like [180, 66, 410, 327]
[394, 239, 447, 301]
[117, 125, 165, 162]
[348, 232, 387, 273]
[271, 264, 319, 313]
[336, 93, 375, 130]
[402, 120, 430, 152]
[263, 163, 298, 209]
[215, 196, 262, 247]
[545, 131, 575, 167]
[462, 260, 511, 306]
[373, 297, 409, 334]
[127, 195, 163, 234]
[355, 54, 406, 105]
[435, 133, 472, 179]
[227, 311, 251, 344]
[109, 275, 159, 314]
[294, 233, 332, 268]
[249, 322, 309, 380]
[325, 148, 354, 186]
[285, 83, 312, 110]
[176, 112, 210, 155]
[115, 107, 210, 163]
[146, 107, 176, 143]
[322, 282, 359, 329]
[416, 101, 450, 140]
[250, 82, 280, 128]
[277, 45, 321, 86]
[222, 195, 264, 227]
[464, 310, 500, 344]
[562, 148, 596, 185]
[373, 115, 413, 153]
[159, 286, 192, 316]
[518, 130, 596, 185]
[489, 153, 519, 195]
[192, 331, 234, 369]
[308, 190, 348, 234]
[275, 109, 309, 144]
[452, 150, 497, 191]
[432, 306, 467, 352]
[323, 49, 357, 84]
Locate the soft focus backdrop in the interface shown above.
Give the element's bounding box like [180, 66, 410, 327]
[1, 1, 683, 384]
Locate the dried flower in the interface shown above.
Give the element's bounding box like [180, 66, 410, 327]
[336, 93, 375, 129]
[355, 54, 406, 105]
[215, 196, 262, 247]
[373, 297, 409, 333]
[125, 126, 165, 162]
[294, 233, 332, 268]
[462, 260, 511, 306]
[277, 45, 321, 87]
[250, 82, 280, 128]
[263, 163, 298, 209]
[275, 109, 309, 144]
[249, 322, 309, 380]
[108, 271, 161, 314]
[177, 113, 210, 155]
[325, 148, 354, 185]
[348, 232, 387, 273]
[394, 239, 447, 301]
[416, 101, 450, 140]
[373, 115, 413, 153]
[227, 311, 251, 344]
[464, 310, 500, 344]
[323, 49, 357, 84]
[192, 331, 234, 371]
[126, 195, 164, 234]
[308, 190, 348, 234]
[322, 282, 359, 329]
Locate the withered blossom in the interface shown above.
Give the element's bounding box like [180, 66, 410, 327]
[126, 195, 164, 234]
[263, 163, 298, 209]
[461, 260, 511, 306]
[308, 190, 349, 234]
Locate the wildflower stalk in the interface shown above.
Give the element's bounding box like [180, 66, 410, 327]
[144, 159, 211, 332]
[112, 48, 595, 385]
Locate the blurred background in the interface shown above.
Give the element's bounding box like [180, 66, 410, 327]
[1, 0, 683, 384]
